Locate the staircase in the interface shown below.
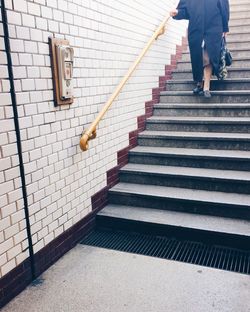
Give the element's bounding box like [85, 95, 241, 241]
[86, 0, 250, 267]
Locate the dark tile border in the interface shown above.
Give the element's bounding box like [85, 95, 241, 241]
[0, 208, 98, 308]
[0, 259, 32, 309]
[0, 37, 187, 309]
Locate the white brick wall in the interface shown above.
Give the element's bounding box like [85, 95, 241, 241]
[0, 0, 29, 278]
[0, 0, 186, 278]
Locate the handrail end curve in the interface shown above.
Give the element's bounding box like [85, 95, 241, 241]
[80, 129, 97, 151]
[80, 133, 89, 151]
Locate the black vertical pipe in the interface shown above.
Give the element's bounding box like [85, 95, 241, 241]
[1, 0, 35, 279]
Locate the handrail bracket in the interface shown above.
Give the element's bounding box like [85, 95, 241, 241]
[156, 26, 165, 40]
[80, 128, 97, 151]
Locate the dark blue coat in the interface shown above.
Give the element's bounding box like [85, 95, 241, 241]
[174, 0, 230, 82]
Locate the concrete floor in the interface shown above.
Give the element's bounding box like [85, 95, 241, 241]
[2, 245, 250, 312]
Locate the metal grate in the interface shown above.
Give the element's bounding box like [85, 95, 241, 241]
[81, 230, 250, 275]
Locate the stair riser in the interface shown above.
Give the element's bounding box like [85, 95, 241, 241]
[231, 15, 250, 25]
[176, 59, 250, 71]
[146, 122, 250, 133]
[108, 192, 250, 220]
[96, 216, 250, 250]
[229, 25, 250, 33]
[230, 11, 250, 19]
[166, 81, 250, 91]
[138, 137, 250, 151]
[119, 171, 250, 194]
[181, 50, 250, 61]
[160, 94, 250, 104]
[172, 70, 250, 79]
[154, 107, 250, 117]
[228, 32, 250, 41]
[185, 42, 250, 53]
[185, 41, 250, 51]
[129, 153, 250, 171]
[231, 5, 250, 12]
[231, 0, 250, 4]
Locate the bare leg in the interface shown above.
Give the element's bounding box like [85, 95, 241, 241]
[203, 64, 212, 91]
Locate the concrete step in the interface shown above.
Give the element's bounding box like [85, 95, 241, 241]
[231, 0, 250, 4]
[176, 58, 250, 71]
[229, 18, 250, 26]
[119, 163, 250, 194]
[97, 205, 250, 249]
[227, 37, 250, 45]
[165, 79, 250, 91]
[230, 10, 250, 19]
[138, 130, 250, 151]
[181, 49, 250, 61]
[146, 116, 250, 133]
[172, 67, 250, 79]
[129, 146, 250, 171]
[160, 90, 250, 104]
[153, 103, 250, 117]
[185, 40, 250, 51]
[230, 5, 250, 12]
[228, 32, 250, 41]
[108, 182, 250, 220]
[229, 25, 250, 32]
[230, 0, 250, 6]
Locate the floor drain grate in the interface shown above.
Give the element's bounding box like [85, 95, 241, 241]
[81, 230, 250, 275]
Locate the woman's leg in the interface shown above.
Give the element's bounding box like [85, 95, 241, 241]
[203, 64, 213, 91]
[188, 38, 204, 93]
[202, 48, 212, 98]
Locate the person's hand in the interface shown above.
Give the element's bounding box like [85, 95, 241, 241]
[223, 32, 229, 37]
[170, 9, 178, 17]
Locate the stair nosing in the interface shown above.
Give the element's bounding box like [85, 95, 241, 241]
[130, 146, 250, 160]
[129, 145, 250, 156]
[147, 116, 250, 124]
[120, 163, 250, 182]
[166, 78, 250, 84]
[160, 90, 250, 96]
[99, 204, 250, 237]
[139, 130, 250, 140]
[154, 103, 250, 108]
[177, 57, 250, 64]
[173, 67, 250, 73]
[109, 183, 250, 207]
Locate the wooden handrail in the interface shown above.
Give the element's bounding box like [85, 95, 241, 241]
[80, 13, 171, 151]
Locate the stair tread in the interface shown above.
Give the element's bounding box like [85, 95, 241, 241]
[99, 204, 250, 237]
[178, 57, 250, 64]
[160, 90, 250, 96]
[110, 182, 250, 206]
[121, 163, 250, 181]
[173, 67, 250, 72]
[166, 78, 250, 84]
[182, 47, 250, 54]
[130, 145, 250, 159]
[154, 103, 250, 108]
[148, 116, 250, 123]
[139, 130, 250, 139]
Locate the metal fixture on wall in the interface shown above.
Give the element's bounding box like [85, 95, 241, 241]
[49, 37, 74, 106]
